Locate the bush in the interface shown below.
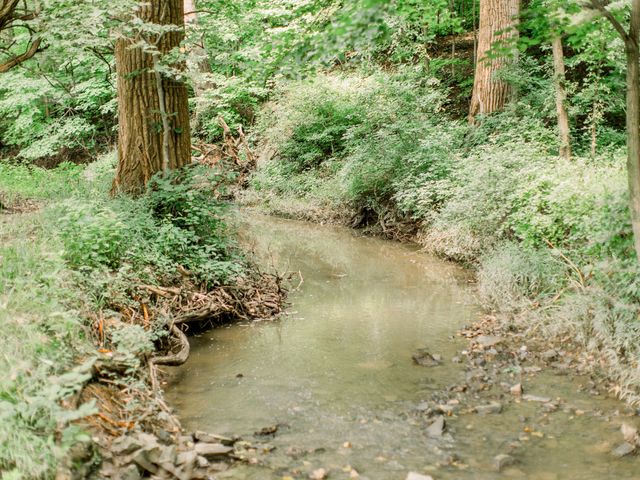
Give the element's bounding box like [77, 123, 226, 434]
[59, 165, 242, 289]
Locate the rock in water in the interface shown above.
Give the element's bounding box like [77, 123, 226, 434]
[310, 468, 327, 479]
[621, 423, 639, 445]
[493, 454, 516, 471]
[474, 402, 503, 414]
[412, 348, 442, 367]
[426, 415, 446, 438]
[510, 383, 523, 396]
[406, 473, 434, 480]
[612, 442, 636, 458]
[194, 443, 233, 458]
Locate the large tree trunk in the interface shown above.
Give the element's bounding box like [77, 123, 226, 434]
[552, 35, 571, 160]
[625, 1, 640, 259]
[112, 0, 191, 195]
[468, 0, 520, 123]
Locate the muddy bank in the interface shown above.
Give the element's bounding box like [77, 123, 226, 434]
[166, 214, 639, 479]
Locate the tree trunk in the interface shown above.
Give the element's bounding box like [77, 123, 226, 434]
[183, 0, 212, 98]
[112, 0, 191, 195]
[468, 0, 520, 123]
[626, 1, 640, 259]
[551, 35, 571, 159]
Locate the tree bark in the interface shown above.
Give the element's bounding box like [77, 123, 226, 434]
[551, 35, 571, 159]
[626, 1, 640, 259]
[468, 0, 520, 123]
[112, 0, 191, 195]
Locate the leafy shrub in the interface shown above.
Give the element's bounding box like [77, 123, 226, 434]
[60, 204, 127, 270]
[59, 164, 242, 289]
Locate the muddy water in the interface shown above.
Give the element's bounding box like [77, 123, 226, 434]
[166, 215, 639, 480]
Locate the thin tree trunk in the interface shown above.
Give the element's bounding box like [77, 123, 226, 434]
[112, 0, 191, 195]
[183, 0, 212, 96]
[626, 2, 640, 259]
[468, 0, 520, 123]
[551, 35, 571, 159]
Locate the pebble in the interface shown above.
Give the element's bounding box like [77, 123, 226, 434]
[406, 473, 434, 480]
[310, 467, 327, 479]
[493, 454, 516, 471]
[474, 402, 503, 414]
[612, 442, 636, 458]
[621, 422, 639, 445]
[510, 383, 523, 396]
[426, 416, 445, 438]
[522, 394, 551, 403]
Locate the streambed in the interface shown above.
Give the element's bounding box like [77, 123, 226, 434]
[166, 214, 638, 479]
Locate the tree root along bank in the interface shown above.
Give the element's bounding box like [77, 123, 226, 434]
[68, 271, 287, 480]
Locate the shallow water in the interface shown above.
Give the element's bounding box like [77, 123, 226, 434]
[166, 214, 639, 480]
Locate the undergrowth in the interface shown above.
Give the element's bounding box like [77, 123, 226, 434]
[0, 155, 246, 478]
[248, 68, 640, 404]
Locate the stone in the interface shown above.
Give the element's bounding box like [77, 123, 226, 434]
[412, 349, 442, 367]
[522, 394, 551, 403]
[177, 450, 198, 467]
[119, 464, 141, 480]
[621, 423, 639, 445]
[196, 456, 209, 468]
[612, 442, 636, 458]
[194, 443, 233, 458]
[111, 436, 143, 456]
[475, 335, 503, 348]
[310, 467, 327, 479]
[510, 383, 523, 396]
[194, 431, 236, 446]
[474, 402, 503, 415]
[493, 454, 516, 472]
[541, 349, 558, 361]
[426, 416, 445, 438]
[406, 473, 434, 480]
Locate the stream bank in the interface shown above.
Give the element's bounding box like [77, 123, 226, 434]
[167, 214, 640, 480]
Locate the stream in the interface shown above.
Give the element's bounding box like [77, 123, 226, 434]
[166, 214, 639, 480]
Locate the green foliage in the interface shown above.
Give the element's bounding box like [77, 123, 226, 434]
[250, 68, 640, 400]
[58, 165, 242, 290]
[0, 154, 248, 477]
[0, 212, 97, 478]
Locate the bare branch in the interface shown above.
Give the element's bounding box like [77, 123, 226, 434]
[0, 37, 42, 73]
[587, 0, 630, 43]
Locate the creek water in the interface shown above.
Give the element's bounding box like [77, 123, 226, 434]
[166, 214, 639, 480]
